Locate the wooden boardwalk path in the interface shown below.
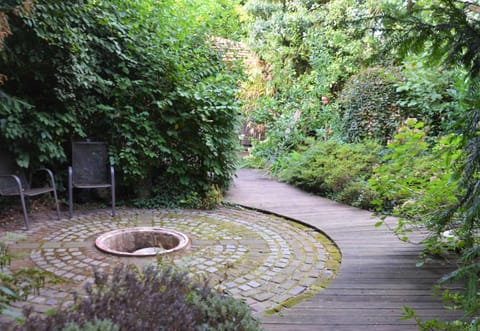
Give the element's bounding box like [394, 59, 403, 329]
[225, 168, 461, 331]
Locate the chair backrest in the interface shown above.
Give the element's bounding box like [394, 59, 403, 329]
[0, 148, 28, 194]
[72, 141, 110, 185]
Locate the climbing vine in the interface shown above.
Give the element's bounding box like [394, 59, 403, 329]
[0, 0, 244, 204]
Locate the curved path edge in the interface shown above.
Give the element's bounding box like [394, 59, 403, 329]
[225, 168, 462, 331]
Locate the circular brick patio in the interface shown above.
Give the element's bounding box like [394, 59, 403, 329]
[4, 206, 340, 320]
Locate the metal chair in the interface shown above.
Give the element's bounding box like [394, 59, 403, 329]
[68, 141, 115, 218]
[0, 149, 61, 229]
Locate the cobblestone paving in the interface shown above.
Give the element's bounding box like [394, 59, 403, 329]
[5, 206, 340, 318]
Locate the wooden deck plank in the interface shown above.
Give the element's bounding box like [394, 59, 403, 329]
[225, 168, 462, 330]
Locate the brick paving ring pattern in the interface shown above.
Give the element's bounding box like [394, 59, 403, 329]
[8, 206, 341, 317]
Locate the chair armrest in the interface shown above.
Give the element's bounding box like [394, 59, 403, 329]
[0, 174, 23, 195]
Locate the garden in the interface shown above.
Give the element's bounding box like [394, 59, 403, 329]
[1, 0, 479, 330]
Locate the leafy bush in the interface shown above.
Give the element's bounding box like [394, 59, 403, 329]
[368, 119, 461, 228]
[336, 180, 379, 210]
[339, 67, 403, 144]
[240, 0, 387, 172]
[279, 139, 381, 208]
[131, 164, 224, 209]
[244, 108, 310, 172]
[396, 55, 468, 137]
[19, 265, 261, 331]
[379, 1, 480, 326]
[306, 0, 380, 95]
[0, 0, 242, 203]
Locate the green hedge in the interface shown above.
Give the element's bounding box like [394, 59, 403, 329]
[279, 140, 381, 209]
[339, 67, 402, 144]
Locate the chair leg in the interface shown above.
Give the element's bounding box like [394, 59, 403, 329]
[19, 193, 29, 230]
[52, 189, 61, 220]
[111, 167, 115, 217]
[69, 188, 73, 218]
[68, 168, 73, 218]
[46, 168, 61, 220]
[111, 186, 116, 217]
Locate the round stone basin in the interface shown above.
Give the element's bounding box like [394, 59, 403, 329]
[95, 227, 190, 257]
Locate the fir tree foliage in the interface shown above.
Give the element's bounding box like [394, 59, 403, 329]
[380, 0, 480, 326]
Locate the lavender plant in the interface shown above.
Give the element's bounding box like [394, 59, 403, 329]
[19, 265, 261, 331]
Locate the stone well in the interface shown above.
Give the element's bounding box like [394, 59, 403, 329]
[95, 227, 190, 257]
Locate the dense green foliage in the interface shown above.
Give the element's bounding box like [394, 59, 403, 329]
[0, 0, 244, 205]
[369, 120, 461, 235]
[339, 67, 402, 143]
[19, 265, 261, 331]
[396, 55, 468, 137]
[241, 0, 381, 166]
[280, 139, 381, 209]
[241, 0, 479, 327]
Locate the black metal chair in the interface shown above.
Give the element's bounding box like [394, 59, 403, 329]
[68, 141, 115, 218]
[0, 149, 61, 229]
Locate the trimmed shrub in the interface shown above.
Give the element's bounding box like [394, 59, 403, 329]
[336, 180, 378, 210]
[339, 67, 403, 144]
[279, 139, 381, 208]
[19, 265, 261, 331]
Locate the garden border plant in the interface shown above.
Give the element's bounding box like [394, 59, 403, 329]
[18, 264, 262, 331]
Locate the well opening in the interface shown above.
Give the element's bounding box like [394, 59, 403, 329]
[95, 227, 190, 257]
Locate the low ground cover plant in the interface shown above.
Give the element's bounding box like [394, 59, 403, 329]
[19, 265, 262, 331]
[0, 233, 63, 321]
[279, 139, 381, 209]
